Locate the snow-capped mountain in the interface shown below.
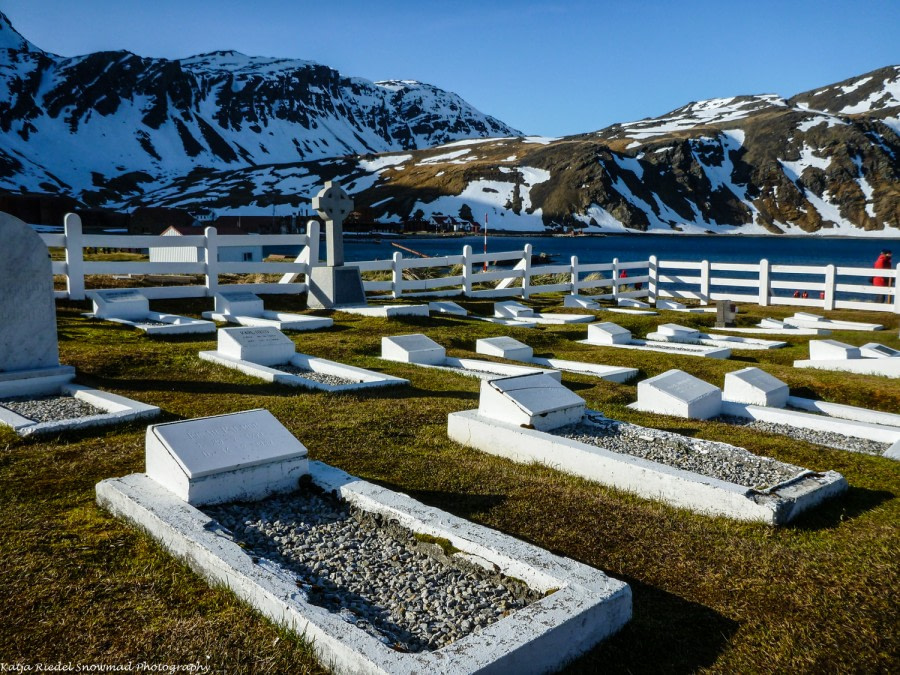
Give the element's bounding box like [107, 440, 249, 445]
[0, 11, 518, 204]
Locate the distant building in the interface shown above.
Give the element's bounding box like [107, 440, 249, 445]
[149, 225, 263, 263]
[429, 215, 476, 233]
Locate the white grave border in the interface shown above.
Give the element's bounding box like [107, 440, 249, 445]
[97, 461, 632, 674]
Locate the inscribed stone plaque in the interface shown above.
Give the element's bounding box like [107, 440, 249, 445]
[637, 369, 722, 420]
[479, 373, 585, 431]
[587, 322, 632, 345]
[494, 301, 534, 319]
[476, 337, 534, 361]
[808, 340, 860, 361]
[218, 326, 296, 366]
[724, 367, 788, 407]
[0, 212, 60, 372]
[91, 289, 150, 320]
[381, 334, 445, 364]
[145, 409, 309, 505]
[215, 291, 265, 316]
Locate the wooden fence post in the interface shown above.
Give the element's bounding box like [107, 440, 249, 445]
[823, 264, 836, 311]
[63, 213, 85, 301]
[391, 251, 403, 299]
[647, 255, 657, 303]
[522, 244, 532, 298]
[758, 259, 770, 307]
[700, 259, 711, 305]
[462, 245, 472, 296]
[204, 226, 219, 297]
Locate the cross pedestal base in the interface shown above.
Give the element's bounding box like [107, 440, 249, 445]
[306, 265, 367, 309]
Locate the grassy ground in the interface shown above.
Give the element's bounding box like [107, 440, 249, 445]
[1, 295, 898, 673]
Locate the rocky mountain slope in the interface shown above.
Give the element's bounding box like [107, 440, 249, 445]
[1, 10, 897, 235]
[0, 12, 517, 205]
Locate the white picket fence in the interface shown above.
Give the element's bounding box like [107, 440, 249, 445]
[35, 213, 899, 313]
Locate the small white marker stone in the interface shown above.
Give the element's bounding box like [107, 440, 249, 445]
[478, 374, 585, 431]
[587, 322, 633, 345]
[91, 289, 150, 320]
[215, 291, 265, 317]
[724, 367, 789, 408]
[636, 369, 722, 419]
[217, 326, 295, 366]
[808, 340, 861, 361]
[381, 334, 446, 364]
[476, 337, 534, 361]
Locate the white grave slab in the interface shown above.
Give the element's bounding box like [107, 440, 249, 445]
[713, 324, 829, 337]
[203, 291, 333, 331]
[630, 369, 722, 419]
[474, 316, 539, 329]
[617, 298, 650, 308]
[216, 327, 296, 366]
[860, 343, 900, 359]
[655, 323, 701, 340]
[723, 368, 789, 408]
[493, 301, 592, 325]
[564, 295, 600, 310]
[587, 322, 633, 345]
[648, 325, 787, 350]
[808, 340, 861, 361]
[605, 307, 659, 316]
[428, 301, 468, 316]
[216, 290, 265, 316]
[476, 337, 534, 362]
[784, 313, 883, 332]
[478, 374, 585, 431]
[793, 357, 900, 378]
[655, 299, 713, 313]
[87, 289, 215, 334]
[98, 458, 631, 674]
[145, 409, 308, 505]
[494, 301, 535, 319]
[336, 303, 430, 318]
[381, 334, 446, 364]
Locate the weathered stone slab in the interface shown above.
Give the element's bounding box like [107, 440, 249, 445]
[564, 295, 600, 310]
[381, 334, 446, 364]
[307, 265, 367, 309]
[0, 212, 61, 373]
[145, 409, 308, 505]
[428, 301, 468, 316]
[617, 298, 650, 308]
[336, 303, 429, 318]
[217, 326, 296, 366]
[785, 313, 883, 332]
[655, 323, 701, 340]
[724, 367, 789, 408]
[90, 289, 150, 320]
[478, 374, 585, 431]
[494, 301, 535, 319]
[476, 337, 534, 362]
[586, 322, 633, 345]
[632, 369, 722, 419]
[215, 290, 265, 317]
[808, 340, 861, 361]
[860, 343, 900, 359]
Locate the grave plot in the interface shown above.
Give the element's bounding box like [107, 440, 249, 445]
[655, 299, 716, 314]
[563, 294, 601, 310]
[428, 301, 468, 316]
[202, 291, 334, 331]
[579, 322, 731, 359]
[381, 334, 561, 381]
[712, 318, 829, 336]
[604, 298, 658, 316]
[85, 289, 215, 335]
[475, 336, 638, 383]
[97, 410, 631, 674]
[448, 374, 847, 524]
[783, 312, 884, 332]
[645, 323, 787, 350]
[494, 301, 594, 325]
[0, 212, 160, 437]
[336, 303, 430, 318]
[794, 340, 900, 378]
[199, 327, 407, 392]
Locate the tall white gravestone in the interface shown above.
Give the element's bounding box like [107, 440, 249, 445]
[306, 181, 367, 309]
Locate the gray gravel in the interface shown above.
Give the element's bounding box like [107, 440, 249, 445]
[0, 395, 105, 423]
[135, 319, 170, 327]
[556, 412, 805, 489]
[276, 363, 361, 386]
[718, 415, 890, 456]
[204, 485, 541, 653]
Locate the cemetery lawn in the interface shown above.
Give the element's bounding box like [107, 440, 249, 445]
[1, 295, 898, 673]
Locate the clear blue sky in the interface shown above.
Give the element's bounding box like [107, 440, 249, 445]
[3, 0, 898, 136]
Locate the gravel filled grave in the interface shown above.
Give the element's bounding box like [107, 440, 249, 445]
[134, 320, 171, 327]
[276, 363, 361, 386]
[204, 483, 542, 653]
[557, 412, 805, 489]
[0, 395, 104, 423]
[718, 414, 890, 456]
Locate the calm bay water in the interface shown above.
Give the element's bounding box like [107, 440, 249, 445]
[338, 234, 897, 268]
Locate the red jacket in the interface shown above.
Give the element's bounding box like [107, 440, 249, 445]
[873, 254, 893, 287]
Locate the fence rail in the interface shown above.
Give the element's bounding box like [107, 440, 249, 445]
[31, 212, 899, 313]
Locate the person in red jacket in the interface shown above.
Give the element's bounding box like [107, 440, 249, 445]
[873, 249, 893, 303]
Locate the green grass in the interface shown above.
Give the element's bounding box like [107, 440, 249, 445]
[1, 295, 898, 673]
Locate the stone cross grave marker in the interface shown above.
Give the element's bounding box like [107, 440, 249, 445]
[0, 212, 61, 373]
[313, 180, 353, 267]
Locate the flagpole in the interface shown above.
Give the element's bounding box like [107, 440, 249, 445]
[483, 213, 488, 272]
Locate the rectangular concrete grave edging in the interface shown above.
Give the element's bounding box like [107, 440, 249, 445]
[198, 350, 409, 392]
[494, 301, 593, 325]
[335, 304, 430, 318]
[391, 357, 563, 382]
[447, 410, 847, 524]
[578, 337, 731, 359]
[202, 310, 334, 331]
[96, 462, 632, 675]
[86, 312, 216, 335]
[785, 396, 900, 429]
[793, 358, 900, 378]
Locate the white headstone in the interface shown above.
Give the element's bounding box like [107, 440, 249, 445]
[0, 213, 61, 373]
[428, 301, 468, 316]
[656, 299, 687, 310]
[794, 312, 824, 321]
[476, 337, 534, 362]
[91, 289, 150, 320]
[656, 324, 701, 339]
[494, 301, 535, 319]
[381, 334, 446, 364]
[808, 340, 860, 361]
[145, 409, 308, 505]
[217, 327, 296, 366]
[859, 343, 900, 359]
[636, 369, 722, 419]
[313, 180, 353, 267]
[759, 318, 786, 329]
[587, 322, 632, 345]
[478, 374, 585, 431]
[564, 295, 600, 310]
[723, 367, 789, 408]
[215, 291, 265, 317]
[618, 298, 650, 308]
